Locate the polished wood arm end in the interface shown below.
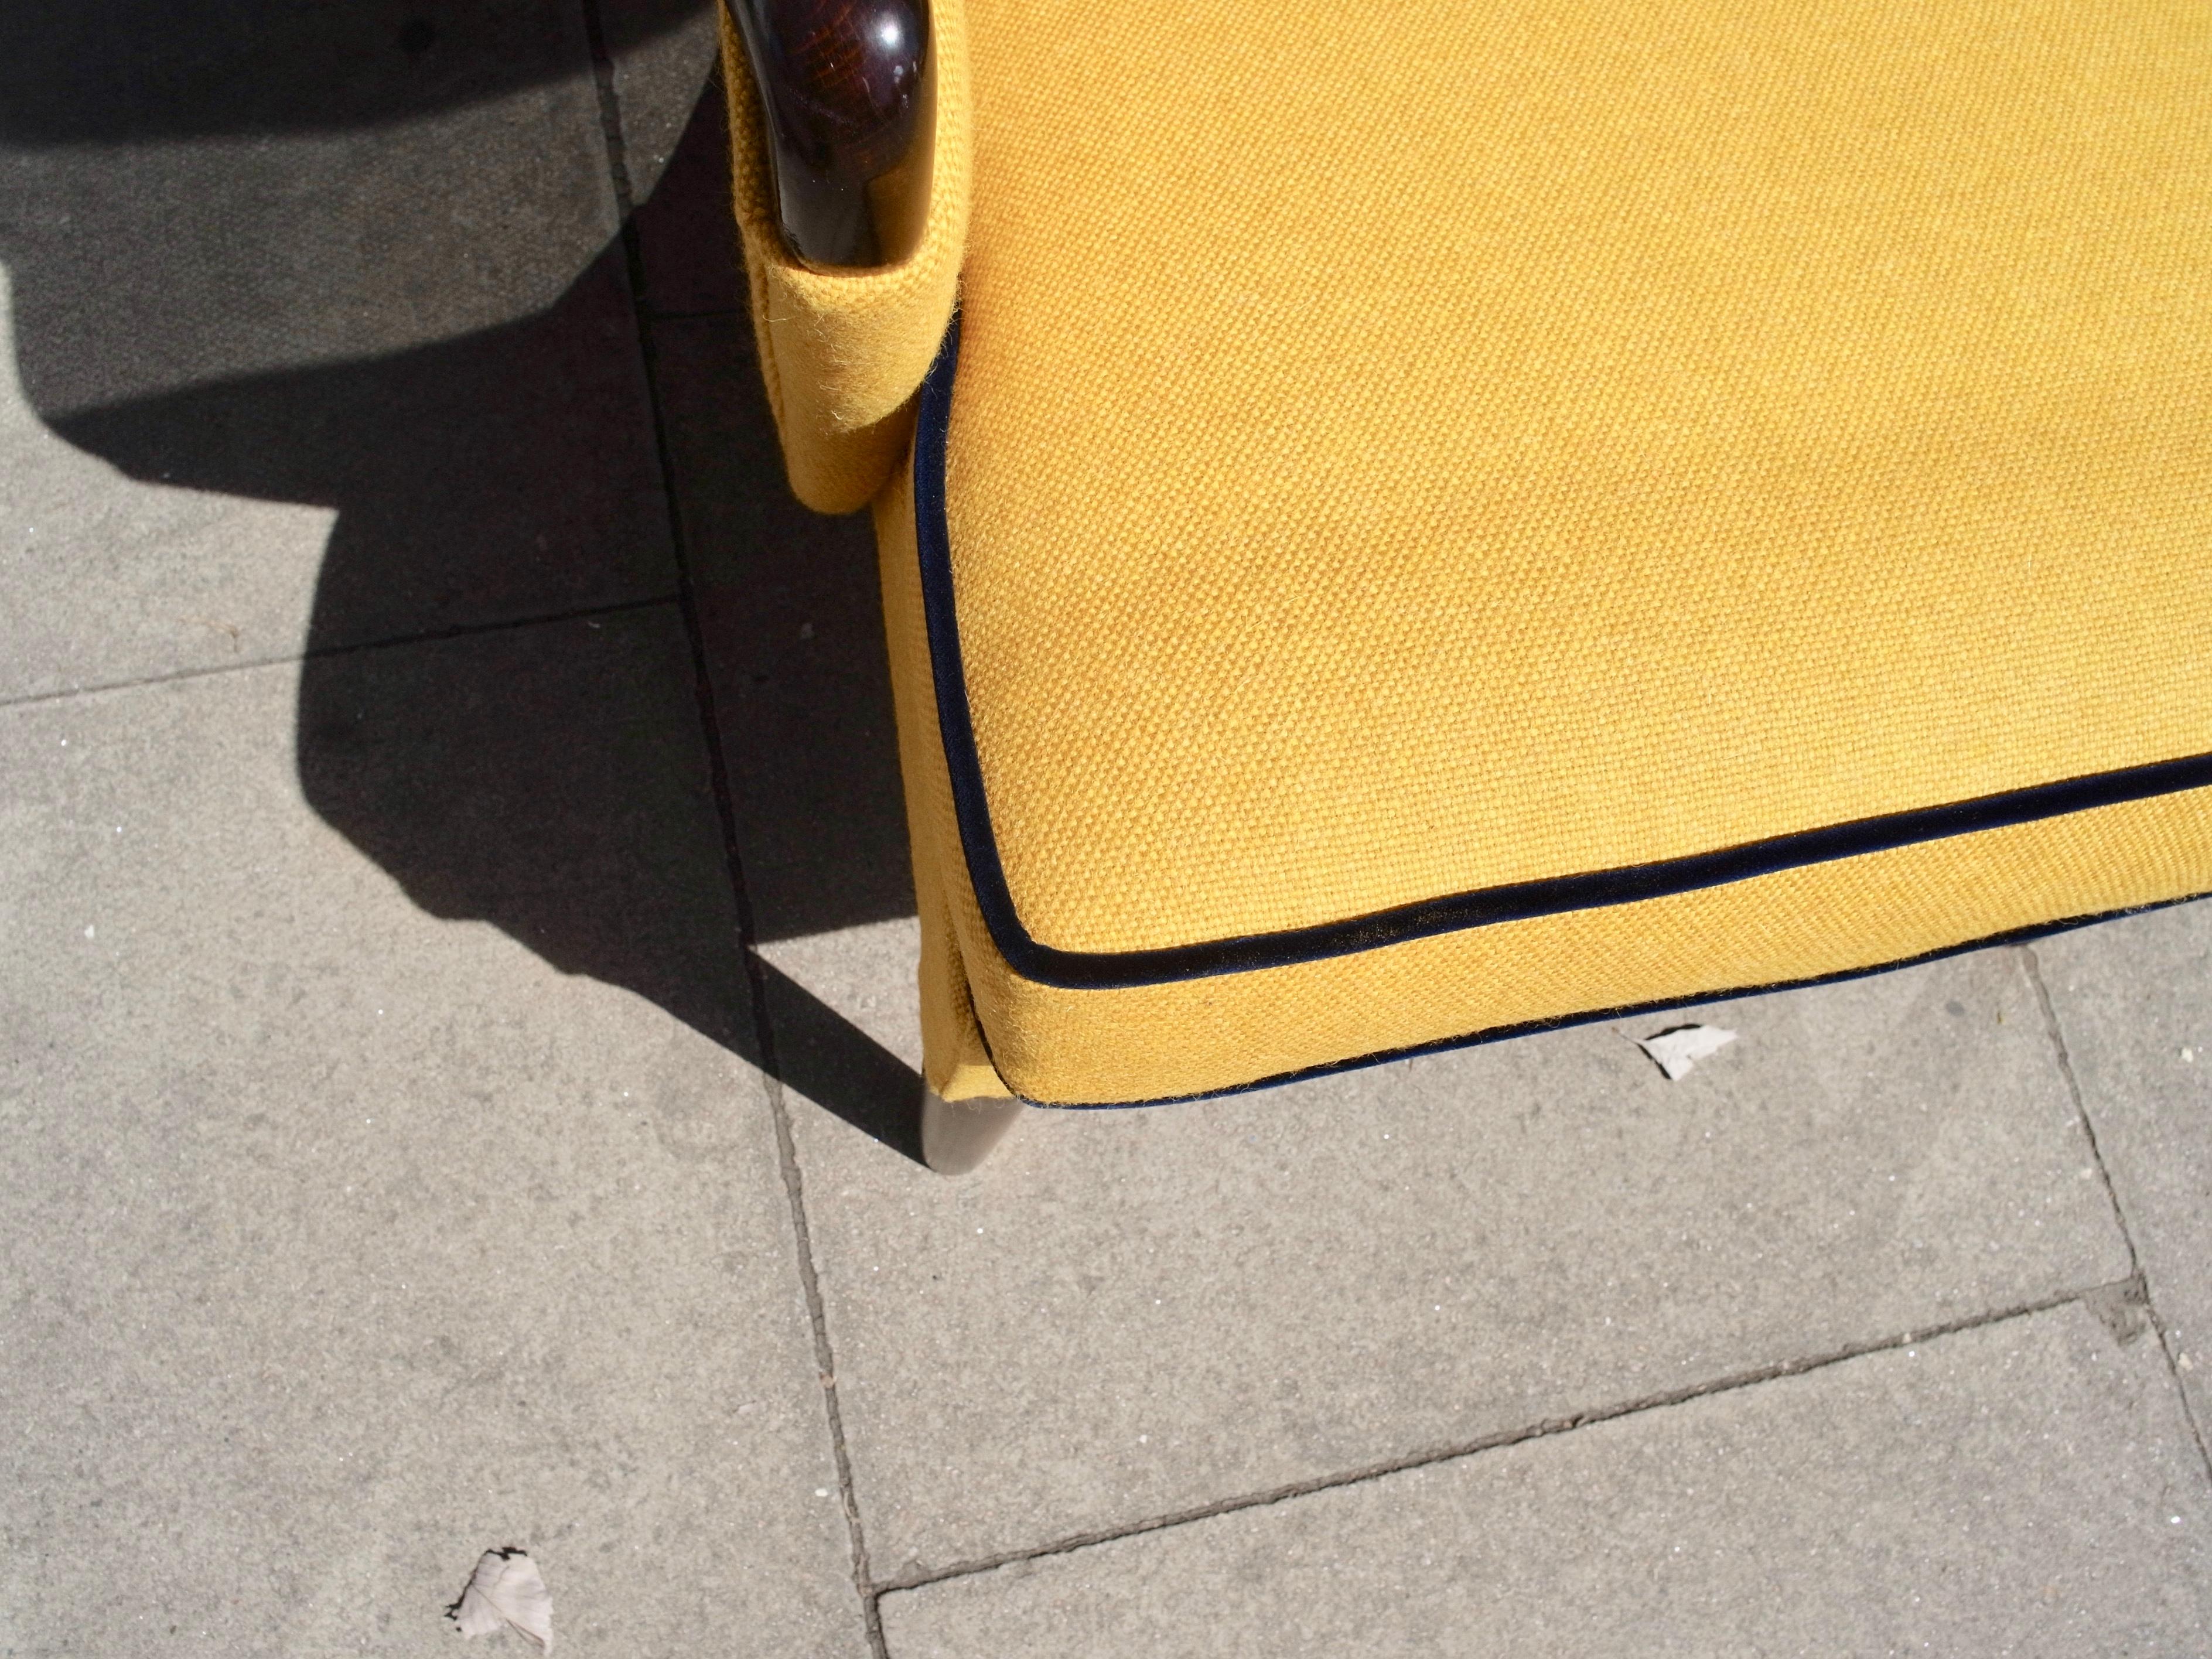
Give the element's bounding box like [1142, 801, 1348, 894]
[726, 0, 929, 268]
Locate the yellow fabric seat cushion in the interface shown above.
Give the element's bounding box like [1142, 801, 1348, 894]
[843, 0, 2212, 1103]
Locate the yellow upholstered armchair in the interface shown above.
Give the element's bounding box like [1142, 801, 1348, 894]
[722, 0, 2212, 1170]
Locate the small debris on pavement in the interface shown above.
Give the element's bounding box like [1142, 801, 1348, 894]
[1634, 1024, 1738, 1080]
[448, 1549, 552, 1651]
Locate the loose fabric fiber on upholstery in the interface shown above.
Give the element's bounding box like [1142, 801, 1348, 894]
[761, 0, 2212, 1104]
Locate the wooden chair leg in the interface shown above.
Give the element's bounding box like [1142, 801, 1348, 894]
[921, 1088, 1024, 1175]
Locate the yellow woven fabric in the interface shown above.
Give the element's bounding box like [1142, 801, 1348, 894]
[948, 0, 2212, 952]
[879, 473, 2212, 1104]
[717, 1, 971, 513]
[872, 0, 2212, 1102]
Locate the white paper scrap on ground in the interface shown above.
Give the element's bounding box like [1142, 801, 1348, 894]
[1635, 1024, 1737, 1081]
[449, 1549, 552, 1651]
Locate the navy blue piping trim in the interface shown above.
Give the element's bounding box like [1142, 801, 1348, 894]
[915, 314, 2212, 994]
[1008, 893, 2208, 1110]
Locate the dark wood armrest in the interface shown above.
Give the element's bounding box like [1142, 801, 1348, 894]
[723, 0, 929, 268]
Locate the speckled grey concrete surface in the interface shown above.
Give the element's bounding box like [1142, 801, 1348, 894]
[606, 0, 748, 318]
[0, 4, 675, 700]
[0, 625, 865, 1657]
[2035, 902, 2212, 1440]
[878, 1302, 2212, 1658]
[783, 945, 2136, 1575]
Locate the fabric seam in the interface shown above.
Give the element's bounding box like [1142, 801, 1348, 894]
[914, 315, 2212, 993]
[995, 894, 2206, 1108]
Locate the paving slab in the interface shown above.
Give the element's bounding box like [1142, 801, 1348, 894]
[0, 4, 622, 412]
[879, 1302, 2212, 1658]
[648, 306, 925, 1156]
[292, 605, 759, 1057]
[0, 8, 676, 699]
[650, 313, 914, 948]
[2033, 900, 2212, 1439]
[0, 618, 866, 1657]
[776, 940, 2134, 1574]
[605, 0, 747, 318]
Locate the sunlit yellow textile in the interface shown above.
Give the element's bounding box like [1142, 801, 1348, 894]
[877, 475, 2212, 1105]
[845, 0, 2208, 1102]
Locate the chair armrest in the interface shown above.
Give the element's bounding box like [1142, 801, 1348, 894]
[722, 0, 929, 268]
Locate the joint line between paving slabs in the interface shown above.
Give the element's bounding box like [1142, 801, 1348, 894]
[574, 10, 889, 1655]
[647, 304, 750, 323]
[872, 1281, 2129, 1599]
[2020, 943, 2212, 1482]
[0, 596, 681, 712]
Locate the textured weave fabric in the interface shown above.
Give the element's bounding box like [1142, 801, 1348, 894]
[879, 467, 2212, 1104]
[866, 0, 2212, 1102]
[716, 1, 970, 512]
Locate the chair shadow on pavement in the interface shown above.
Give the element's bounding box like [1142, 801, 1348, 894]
[2, 1, 929, 1160]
